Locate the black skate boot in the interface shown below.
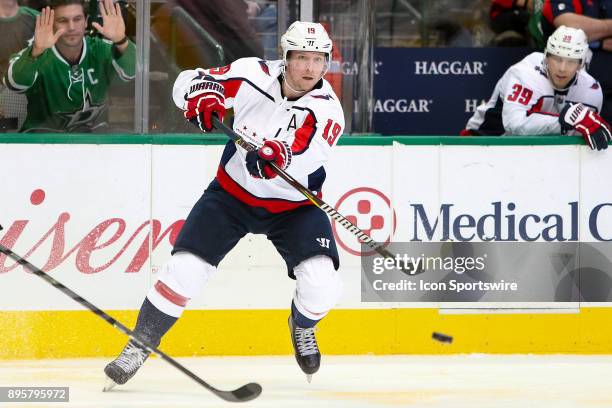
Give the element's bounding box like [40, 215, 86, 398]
[103, 298, 178, 391]
[103, 340, 151, 391]
[288, 315, 320, 383]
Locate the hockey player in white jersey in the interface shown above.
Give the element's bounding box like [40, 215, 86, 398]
[461, 26, 612, 150]
[103, 21, 344, 388]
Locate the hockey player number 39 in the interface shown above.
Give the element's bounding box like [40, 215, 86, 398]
[322, 119, 341, 146]
[507, 83, 533, 105]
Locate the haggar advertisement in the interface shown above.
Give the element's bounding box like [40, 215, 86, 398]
[373, 47, 531, 135]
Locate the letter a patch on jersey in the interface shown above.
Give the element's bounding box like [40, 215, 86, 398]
[287, 114, 297, 131]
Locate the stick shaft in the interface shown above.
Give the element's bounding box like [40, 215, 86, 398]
[0, 238, 260, 401]
[212, 117, 397, 260]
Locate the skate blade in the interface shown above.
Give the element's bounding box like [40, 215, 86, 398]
[103, 376, 118, 392]
[306, 374, 312, 383]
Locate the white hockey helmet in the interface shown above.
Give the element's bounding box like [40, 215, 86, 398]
[280, 21, 333, 63]
[545, 25, 589, 63]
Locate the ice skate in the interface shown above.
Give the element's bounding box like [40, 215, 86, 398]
[103, 375, 118, 392]
[288, 315, 320, 382]
[103, 340, 150, 390]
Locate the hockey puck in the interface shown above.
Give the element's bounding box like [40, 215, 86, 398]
[432, 332, 453, 343]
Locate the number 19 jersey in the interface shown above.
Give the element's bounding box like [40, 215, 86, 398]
[173, 58, 345, 213]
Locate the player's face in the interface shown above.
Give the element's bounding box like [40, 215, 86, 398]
[546, 54, 581, 89]
[54, 5, 87, 49]
[285, 51, 327, 92]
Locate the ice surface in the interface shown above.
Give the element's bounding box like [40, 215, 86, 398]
[1, 355, 611, 407]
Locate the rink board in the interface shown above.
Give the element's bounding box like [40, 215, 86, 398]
[1, 137, 612, 358]
[2, 307, 612, 359]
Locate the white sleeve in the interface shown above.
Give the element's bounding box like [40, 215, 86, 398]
[595, 89, 603, 113]
[595, 91, 603, 114]
[172, 69, 200, 109]
[501, 71, 561, 135]
[580, 79, 603, 114]
[172, 60, 247, 110]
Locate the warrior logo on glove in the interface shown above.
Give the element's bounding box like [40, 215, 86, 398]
[188, 80, 224, 95]
[559, 103, 612, 151]
[183, 73, 226, 132]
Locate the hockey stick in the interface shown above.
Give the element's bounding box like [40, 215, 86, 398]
[211, 117, 420, 275]
[0, 225, 261, 403]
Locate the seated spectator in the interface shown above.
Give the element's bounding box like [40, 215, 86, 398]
[0, 0, 38, 130]
[0, 0, 39, 78]
[540, 0, 612, 126]
[2, 0, 135, 132]
[461, 26, 612, 150]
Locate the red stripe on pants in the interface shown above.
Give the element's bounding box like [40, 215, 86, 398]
[155, 281, 188, 307]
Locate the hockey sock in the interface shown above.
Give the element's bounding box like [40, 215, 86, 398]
[291, 300, 320, 328]
[133, 297, 178, 347]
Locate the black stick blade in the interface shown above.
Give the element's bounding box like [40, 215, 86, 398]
[218, 382, 262, 403]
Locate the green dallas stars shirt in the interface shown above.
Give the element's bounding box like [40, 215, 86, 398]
[4, 36, 135, 132]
